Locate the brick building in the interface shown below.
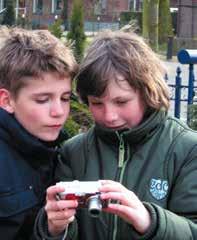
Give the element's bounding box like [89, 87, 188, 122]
[1, 0, 196, 41]
[177, 0, 197, 38]
[0, 0, 142, 29]
[0, 0, 125, 28]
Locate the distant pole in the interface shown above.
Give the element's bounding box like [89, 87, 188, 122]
[166, 36, 173, 60]
[97, 16, 100, 32]
[22, 13, 25, 28]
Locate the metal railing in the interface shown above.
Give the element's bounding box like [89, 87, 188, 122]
[168, 49, 197, 124]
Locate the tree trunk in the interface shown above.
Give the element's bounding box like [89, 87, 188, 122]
[159, 0, 173, 44]
[149, 0, 159, 51]
[142, 0, 149, 39]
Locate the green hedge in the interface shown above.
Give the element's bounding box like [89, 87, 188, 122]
[188, 104, 197, 131]
[64, 99, 93, 136]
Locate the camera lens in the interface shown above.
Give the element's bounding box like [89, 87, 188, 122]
[87, 195, 102, 217]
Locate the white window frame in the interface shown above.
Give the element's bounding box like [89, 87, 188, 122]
[33, 0, 43, 13]
[51, 0, 55, 13]
[33, 0, 36, 13]
[0, 0, 4, 12]
[51, 0, 62, 14]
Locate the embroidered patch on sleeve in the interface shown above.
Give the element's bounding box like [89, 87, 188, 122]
[150, 178, 168, 200]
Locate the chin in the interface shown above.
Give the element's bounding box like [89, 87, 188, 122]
[39, 134, 59, 142]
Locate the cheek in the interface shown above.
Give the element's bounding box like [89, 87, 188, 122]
[64, 105, 70, 119]
[121, 100, 144, 122]
[22, 106, 46, 123]
[89, 107, 102, 121]
[23, 112, 42, 126]
[128, 104, 145, 125]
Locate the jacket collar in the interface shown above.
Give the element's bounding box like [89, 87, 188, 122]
[0, 108, 68, 167]
[94, 109, 167, 146]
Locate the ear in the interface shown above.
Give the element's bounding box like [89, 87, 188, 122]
[0, 88, 14, 113]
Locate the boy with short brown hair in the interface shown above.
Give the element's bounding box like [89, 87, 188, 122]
[0, 26, 77, 239]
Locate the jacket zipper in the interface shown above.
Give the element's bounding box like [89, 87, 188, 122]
[112, 133, 129, 240]
[118, 134, 125, 168]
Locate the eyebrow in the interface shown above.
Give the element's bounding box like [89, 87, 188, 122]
[90, 94, 133, 100]
[32, 91, 72, 97]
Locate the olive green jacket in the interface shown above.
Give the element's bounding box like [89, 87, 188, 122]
[35, 110, 197, 240]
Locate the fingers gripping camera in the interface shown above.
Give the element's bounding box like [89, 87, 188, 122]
[56, 181, 108, 217]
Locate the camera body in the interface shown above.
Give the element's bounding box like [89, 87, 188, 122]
[56, 181, 108, 217]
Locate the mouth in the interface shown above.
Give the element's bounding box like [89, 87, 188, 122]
[47, 124, 63, 129]
[104, 124, 127, 130]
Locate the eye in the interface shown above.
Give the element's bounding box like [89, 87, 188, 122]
[90, 102, 102, 106]
[35, 98, 49, 104]
[116, 100, 128, 105]
[61, 96, 70, 102]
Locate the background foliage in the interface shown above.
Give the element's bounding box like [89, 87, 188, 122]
[188, 105, 197, 131]
[142, 0, 173, 51]
[67, 0, 86, 62]
[159, 0, 173, 44]
[48, 19, 63, 39]
[64, 99, 93, 136]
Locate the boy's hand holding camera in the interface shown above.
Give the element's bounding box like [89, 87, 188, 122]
[45, 180, 151, 236]
[45, 185, 78, 236]
[99, 180, 151, 234]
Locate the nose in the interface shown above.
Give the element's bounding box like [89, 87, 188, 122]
[50, 100, 65, 117]
[103, 106, 118, 123]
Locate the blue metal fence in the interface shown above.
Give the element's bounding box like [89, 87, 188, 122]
[167, 49, 197, 124]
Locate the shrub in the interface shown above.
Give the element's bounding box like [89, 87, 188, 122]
[67, 0, 86, 62]
[188, 104, 197, 130]
[48, 19, 63, 39]
[64, 99, 93, 137]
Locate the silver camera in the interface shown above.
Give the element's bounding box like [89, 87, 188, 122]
[56, 180, 108, 217]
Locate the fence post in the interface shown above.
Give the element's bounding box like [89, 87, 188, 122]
[187, 63, 195, 124]
[188, 63, 195, 105]
[174, 66, 182, 119]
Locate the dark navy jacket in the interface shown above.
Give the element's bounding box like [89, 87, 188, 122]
[0, 108, 66, 240]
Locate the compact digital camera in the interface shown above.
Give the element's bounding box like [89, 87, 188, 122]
[56, 180, 108, 217]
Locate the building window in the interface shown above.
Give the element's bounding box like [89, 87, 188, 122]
[101, 0, 107, 10]
[94, 0, 107, 15]
[19, 0, 25, 8]
[33, 0, 43, 14]
[0, 0, 5, 12]
[51, 0, 63, 13]
[129, 0, 143, 11]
